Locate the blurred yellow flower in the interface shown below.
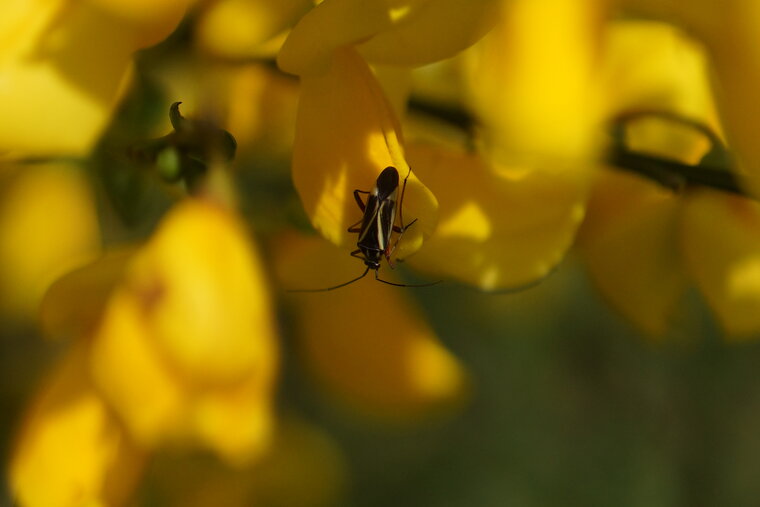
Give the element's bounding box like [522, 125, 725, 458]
[8, 1, 760, 505]
[577, 20, 760, 337]
[275, 232, 468, 422]
[463, 0, 603, 171]
[87, 199, 279, 463]
[0, 0, 194, 157]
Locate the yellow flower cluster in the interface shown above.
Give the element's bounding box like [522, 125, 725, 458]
[3, 0, 760, 505]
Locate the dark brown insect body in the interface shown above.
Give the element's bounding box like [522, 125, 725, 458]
[290, 166, 437, 292]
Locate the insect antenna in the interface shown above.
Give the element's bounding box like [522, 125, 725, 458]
[287, 266, 371, 293]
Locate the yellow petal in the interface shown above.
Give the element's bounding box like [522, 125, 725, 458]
[681, 190, 760, 337]
[90, 287, 187, 447]
[10, 343, 144, 507]
[0, 2, 138, 156]
[405, 144, 587, 290]
[277, 0, 395, 76]
[579, 170, 687, 336]
[464, 0, 602, 169]
[191, 365, 278, 465]
[196, 0, 311, 59]
[602, 21, 719, 125]
[292, 48, 437, 258]
[623, 116, 713, 166]
[275, 233, 468, 422]
[602, 22, 718, 164]
[127, 200, 278, 385]
[358, 0, 498, 66]
[40, 248, 134, 341]
[0, 163, 100, 320]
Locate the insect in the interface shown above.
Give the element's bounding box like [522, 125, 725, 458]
[291, 166, 440, 292]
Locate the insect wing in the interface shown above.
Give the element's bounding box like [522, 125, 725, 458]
[357, 194, 380, 247]
[377, 197, 396, 252]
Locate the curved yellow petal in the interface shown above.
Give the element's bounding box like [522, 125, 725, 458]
[292, 48, 437, 258]
[681, 190, 760, 338]
[602, 20, 720, 124]
[275, 233, 467, 422]
[90, 287, 187, 447]
[358, 0, 498, 66]
[10, 343, 144, 507]
[127, 200, 278, 385]
[0, 163, 100, 320]
[405, 144, 587, 290]
[195, 0, 311, 59]
[464, 0, 603, 170]
[277, 0, 395, 76]
[90, 200, 279, 455]
[579, 170, 687, 336]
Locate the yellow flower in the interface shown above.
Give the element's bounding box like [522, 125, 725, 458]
[89, 199, 279, 463]
[39, 198, 280, 466]
[0, 0, 194, 157]
[578, 20, 760, 337]
[280, 0, 603, 290]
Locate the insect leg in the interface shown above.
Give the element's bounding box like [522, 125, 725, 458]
[383, 167, 417, 268]
[396, 167, 413, 229]
[350, 249, 367, 261]
[386, 218, 417, 267]
[353, 189, 370, 212]
[347, 218, 364, 233]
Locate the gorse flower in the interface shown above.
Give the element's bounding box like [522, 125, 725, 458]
[0, 0, 195, 157]
[5, 0, 760, 504]
[12, 196, 279, 505]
